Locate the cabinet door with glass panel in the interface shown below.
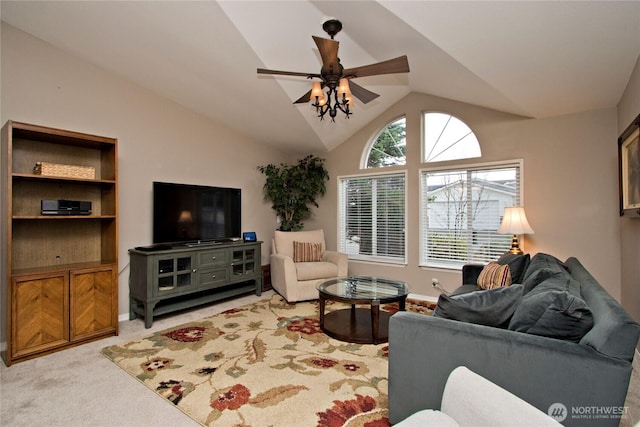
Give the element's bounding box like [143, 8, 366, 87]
[153, 253, 197, 296]
[231, 247, 257, 277]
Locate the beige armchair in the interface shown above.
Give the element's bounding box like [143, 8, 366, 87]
[270, 229, 348, 302]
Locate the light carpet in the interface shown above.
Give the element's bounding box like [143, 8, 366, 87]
[101, 295, 429, 427]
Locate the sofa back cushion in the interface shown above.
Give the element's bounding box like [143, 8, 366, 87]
[521, 253, 570, 294]
[508, 275, 594, 342]
[433, 284, 524, 327]
[274, 229, 325, 259]
[497, 253, 530, 284]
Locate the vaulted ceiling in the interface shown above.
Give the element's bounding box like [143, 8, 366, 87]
[2, 1, 639, 154]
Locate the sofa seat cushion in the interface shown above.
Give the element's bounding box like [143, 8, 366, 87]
[433, 284, 524, 327]
[508, 276, 593, 342]
[295, 261, 339, 281]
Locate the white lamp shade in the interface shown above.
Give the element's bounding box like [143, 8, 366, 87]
[497, 207, 534, 235]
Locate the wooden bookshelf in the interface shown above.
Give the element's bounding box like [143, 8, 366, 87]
[1, 121, 119, 366]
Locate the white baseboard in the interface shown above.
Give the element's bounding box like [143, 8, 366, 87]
[408, 293, 438, 303]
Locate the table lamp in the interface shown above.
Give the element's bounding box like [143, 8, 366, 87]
[497, 206, 534, 255]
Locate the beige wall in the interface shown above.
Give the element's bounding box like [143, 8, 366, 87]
[313, 92, 622, 300]
[1, 23, 292, 319]
[617, 54, 640, 322]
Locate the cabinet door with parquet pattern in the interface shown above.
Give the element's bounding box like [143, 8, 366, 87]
[11, 272, 70, 359]
[70, 266, 117, 341]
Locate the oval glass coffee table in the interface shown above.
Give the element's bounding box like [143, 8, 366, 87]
[317, 276, 409, 344]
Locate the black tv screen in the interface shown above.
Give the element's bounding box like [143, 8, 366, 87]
[153, 181, 241, 245]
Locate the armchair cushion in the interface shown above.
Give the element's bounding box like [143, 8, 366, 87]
[293, 241, 323, 262]
[295, 261, 340, 281]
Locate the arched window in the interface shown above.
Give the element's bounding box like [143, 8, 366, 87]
[364, 117, 406, 168]
[423, 112, 481, 163]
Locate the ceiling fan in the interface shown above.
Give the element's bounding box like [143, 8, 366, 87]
[257, 19, 410, 122]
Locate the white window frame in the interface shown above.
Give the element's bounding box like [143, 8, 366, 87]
[338, 170, 408, 265]
[419, 159, 524, 270]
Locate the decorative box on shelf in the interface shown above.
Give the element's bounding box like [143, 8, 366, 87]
[33, 161, 95, 179]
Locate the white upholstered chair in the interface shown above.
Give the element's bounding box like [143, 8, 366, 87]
[395, 366, 560, 426]
[270, 229, 348, 302]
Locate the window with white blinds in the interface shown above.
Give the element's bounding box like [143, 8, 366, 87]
[338, 172, 406, 264]
[420, 162, 521, 269]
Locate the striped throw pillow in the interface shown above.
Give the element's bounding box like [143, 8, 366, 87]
[477, 262, 512, 289]
[293, 241, 323, 262]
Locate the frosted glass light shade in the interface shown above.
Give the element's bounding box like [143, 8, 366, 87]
[310, 82, 325, 103]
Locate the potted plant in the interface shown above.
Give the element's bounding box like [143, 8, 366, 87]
[258, 154, 330, 231]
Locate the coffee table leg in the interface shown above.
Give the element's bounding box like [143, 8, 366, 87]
[319, 295, 326, 327]
[399, 296, 406, 311]
[371, 301, 380, 343]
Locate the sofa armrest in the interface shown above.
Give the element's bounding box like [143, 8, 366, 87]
[388, 312, 632, 427]
[323, 250, 348, 277]
[461, 263, 484, 285]
[269, 253, 298, 300]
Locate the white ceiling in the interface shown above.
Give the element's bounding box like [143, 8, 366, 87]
[2, 1, 639, 154]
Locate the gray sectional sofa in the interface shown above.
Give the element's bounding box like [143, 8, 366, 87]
[388, 254, 640, 426]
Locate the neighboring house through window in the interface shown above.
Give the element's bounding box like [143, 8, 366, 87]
[420, 162, 521, 269]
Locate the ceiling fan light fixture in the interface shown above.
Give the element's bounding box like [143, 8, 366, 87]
[257, 19, 409, 123]
[311, 81, 352, 122]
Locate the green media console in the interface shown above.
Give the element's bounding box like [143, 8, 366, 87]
[128, 241, 262, 328]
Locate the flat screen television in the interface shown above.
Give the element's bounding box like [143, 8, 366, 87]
[153, 181, 241, 246]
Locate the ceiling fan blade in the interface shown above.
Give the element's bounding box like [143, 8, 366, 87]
[348, 81, 379, 104]
[257, 68, 321, 78]
[293, 89, 312, 104]
[343, 55, 410, 78]
[312, 36, 339, 67]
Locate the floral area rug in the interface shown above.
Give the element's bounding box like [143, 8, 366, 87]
[101, 295, 432, 427]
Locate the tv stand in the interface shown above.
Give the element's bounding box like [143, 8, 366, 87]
[128, 241, 262, 328]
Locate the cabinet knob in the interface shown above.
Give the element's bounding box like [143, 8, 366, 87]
[212, 256, 216, 260]
[192, 269, 197, 273]
[211, 274, 216, 279]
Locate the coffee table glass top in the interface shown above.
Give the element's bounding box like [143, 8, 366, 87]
[317, 276, 409, 301]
